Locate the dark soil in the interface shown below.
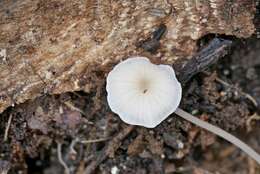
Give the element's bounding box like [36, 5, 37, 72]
[1, 36, 260, 174]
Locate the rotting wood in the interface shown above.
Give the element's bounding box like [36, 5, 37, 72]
[0, 0, 256, 113]
[176, 38, 232, 84]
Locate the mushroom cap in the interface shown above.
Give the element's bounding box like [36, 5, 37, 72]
[106, 57, 182, 128]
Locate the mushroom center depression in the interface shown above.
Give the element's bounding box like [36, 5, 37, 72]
[138, 77, 150, 94]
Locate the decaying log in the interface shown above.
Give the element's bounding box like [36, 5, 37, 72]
[0, 0, 256, 113]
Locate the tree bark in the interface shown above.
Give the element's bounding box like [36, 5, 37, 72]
[0, 0, 255, 113]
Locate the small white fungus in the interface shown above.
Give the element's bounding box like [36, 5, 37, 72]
[106, 57, 260, 164]
[106, 56, 182, 128]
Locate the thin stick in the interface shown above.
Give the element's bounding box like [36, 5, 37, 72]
[63, 101, 94, 125]
[246, 113, 260, 132]
[4, 114, 13, 142]
[69, 138, 79, 155]
[80, 137, 109, 144]
[215, 77, 258, 107]
[57, 143, 70, 174]
[175, 108, 260, 165]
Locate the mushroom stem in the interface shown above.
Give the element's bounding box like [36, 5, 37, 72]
[175, 108, 260, 164]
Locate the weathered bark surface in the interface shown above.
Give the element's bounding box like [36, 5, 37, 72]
[0, 0, 255, 113]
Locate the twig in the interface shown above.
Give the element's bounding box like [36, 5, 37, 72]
[219, 146, 236, 158]
[57, 143, 70, 174]
[64, 101, 86, 116]
[4, 114, 13, 142]
[80, 137, 110, 144]
[63, 101, 93, 124]
[246, 113, 260, 132]
[84, 125, 134, 174]
[177, 38, 232, 84]
[202, 71, 258, 108]
[69, 138, 79, 155]
[215, 77, 258, 107]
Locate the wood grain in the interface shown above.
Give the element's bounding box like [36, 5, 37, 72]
[0, 0, 255, 113]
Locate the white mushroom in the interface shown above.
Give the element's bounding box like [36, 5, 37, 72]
[106, 56, 182, 128]
[106, 56, 260, 164]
